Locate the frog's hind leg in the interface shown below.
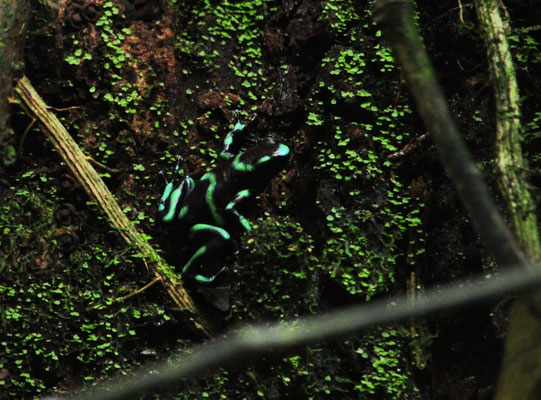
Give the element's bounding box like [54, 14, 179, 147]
[225, 189, 252, 232]
[182, 223, 232, 284]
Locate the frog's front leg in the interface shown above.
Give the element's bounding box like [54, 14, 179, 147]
[182, 223, 232, 284]
[225, 189, 253, 232]
[220, 112, 256, 160]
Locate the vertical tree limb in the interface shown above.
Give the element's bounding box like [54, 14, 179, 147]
[474, 0, 541, 262]
[474, 1, 541, 398]
[0, 0, 28, 143]
[374, 1, 541, 398]
[373, 0, 529, 269]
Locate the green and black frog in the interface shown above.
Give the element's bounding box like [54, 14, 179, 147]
[158, 114, 290, 290]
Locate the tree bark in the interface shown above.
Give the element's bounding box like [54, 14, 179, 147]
[0, 0, 29, 143]
[474, 1, 541, 399]
[475, 0, 541, 262]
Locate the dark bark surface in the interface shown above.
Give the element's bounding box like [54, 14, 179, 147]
[0, 0, 28, 144]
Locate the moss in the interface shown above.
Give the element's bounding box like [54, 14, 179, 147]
[0, 175, 182, 397]
[354, 327, 419, 398]
[232, 215, 317, 318]
[10, 0, 439, 397]
[306, 29, 424, 299]
[321, 0, 362, 38]
[175, 0, 269, 106]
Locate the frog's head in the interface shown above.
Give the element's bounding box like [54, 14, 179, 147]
[158, 175, 195, 223]
[231, 139, 290, 193]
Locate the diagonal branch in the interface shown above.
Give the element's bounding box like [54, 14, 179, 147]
[14, 76, 214, 338]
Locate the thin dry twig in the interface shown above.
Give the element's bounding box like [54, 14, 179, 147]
[17, 116, 36, 154]
[121, 277, 161, 301]
[457, 0, 465, 24]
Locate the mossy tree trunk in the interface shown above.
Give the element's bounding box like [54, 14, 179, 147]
[474, 0, 541, 262]
[474, 1, 541, 399]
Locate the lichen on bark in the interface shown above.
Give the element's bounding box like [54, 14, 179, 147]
[475, 0, 541, 262]
[474, 1, 541, 399]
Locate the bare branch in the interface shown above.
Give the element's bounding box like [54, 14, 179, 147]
[14, 76, 214, 337]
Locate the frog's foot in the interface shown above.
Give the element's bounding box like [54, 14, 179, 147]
[194, 266, 227, 284]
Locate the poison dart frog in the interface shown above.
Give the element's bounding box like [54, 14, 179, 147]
[158, 114, 290, 286]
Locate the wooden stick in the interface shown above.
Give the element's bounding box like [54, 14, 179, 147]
[15, 75, 214, 337]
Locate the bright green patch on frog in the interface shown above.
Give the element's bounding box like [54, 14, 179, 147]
[158, 115, 289, 284]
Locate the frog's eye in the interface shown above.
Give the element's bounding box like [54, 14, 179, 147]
[256, 143, 290, 164]
[275, 143, 290, 157]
